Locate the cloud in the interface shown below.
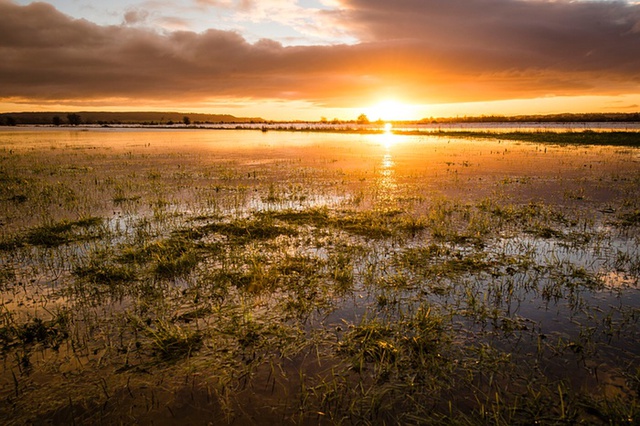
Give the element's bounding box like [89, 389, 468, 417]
[123, 8, 149, 25]
[330, 0, 640, 73]
[194, 0, 351, 42]
[122, 3, 194, 32]
[1, 0, 639, 109]
[195, 0, 251, 9]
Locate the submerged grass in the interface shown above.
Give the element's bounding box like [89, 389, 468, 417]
[0, 310, 70, 354]
[180, 217, 298, 242]
[262, 207, 426, 239]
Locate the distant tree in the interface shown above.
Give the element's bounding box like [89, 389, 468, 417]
[167, 120, 174, 125]
[4, 116, 17, 126]
[67, 113, 81, 126]
[320, 116, 327, 123]
[356, 113, 369, 124]
[52, 116, 62, 126]
[183, 116, 191, 125]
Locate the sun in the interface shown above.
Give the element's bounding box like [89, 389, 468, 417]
[367, 99, 415, 121]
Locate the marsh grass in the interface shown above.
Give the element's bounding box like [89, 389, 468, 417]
[0, 216, 103, 250]
[73, 259, 137, 285]
[397, 129, 640, 147]
[0, 128, 638, 424]
[0, 310, 70, 354]
[262, 207, 427, 239]
[616, 209, 640, 227]
[146, 320, 204, 360]
[180, 217, 298, 242]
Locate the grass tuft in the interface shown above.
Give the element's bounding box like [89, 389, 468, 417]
[147, 321, 203, 361]
[1, 217, 103, 249]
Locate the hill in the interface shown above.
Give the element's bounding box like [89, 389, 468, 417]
[0, 111, 265, 125]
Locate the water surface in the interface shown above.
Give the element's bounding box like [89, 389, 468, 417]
[0, 127, 638, 424]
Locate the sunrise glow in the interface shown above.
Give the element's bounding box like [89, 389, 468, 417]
[367, 100, 418, 122]
[1, 1, 639, 120]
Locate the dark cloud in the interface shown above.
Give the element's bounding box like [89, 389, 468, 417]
[1, 0, 639, 108]
[332, 0, 640, 74]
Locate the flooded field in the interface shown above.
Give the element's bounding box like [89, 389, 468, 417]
[0, 127, 639, 424]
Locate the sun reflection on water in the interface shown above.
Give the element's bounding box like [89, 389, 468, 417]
[376, 151, 397, 203]
[381, 123, 399, 148]
[381, 153, 394, 171]
[374, 123, 399, 202]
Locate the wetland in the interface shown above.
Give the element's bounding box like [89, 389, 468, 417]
[0, 126, 639, 424]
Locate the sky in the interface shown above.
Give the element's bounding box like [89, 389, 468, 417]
[1, 0, 640, 121]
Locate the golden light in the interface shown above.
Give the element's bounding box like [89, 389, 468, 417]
[380, 122, 399, 148]
[367, 100, 415, 121]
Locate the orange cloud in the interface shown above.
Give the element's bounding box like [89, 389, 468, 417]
[1, 0, 639, 110]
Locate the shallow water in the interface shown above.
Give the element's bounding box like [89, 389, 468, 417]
[58, 121, 640, 132]
[1, 127, 639, 424]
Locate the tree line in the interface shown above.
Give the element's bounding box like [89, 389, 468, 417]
[0, 111, 262, 126]
[419, 112, 640, 124]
